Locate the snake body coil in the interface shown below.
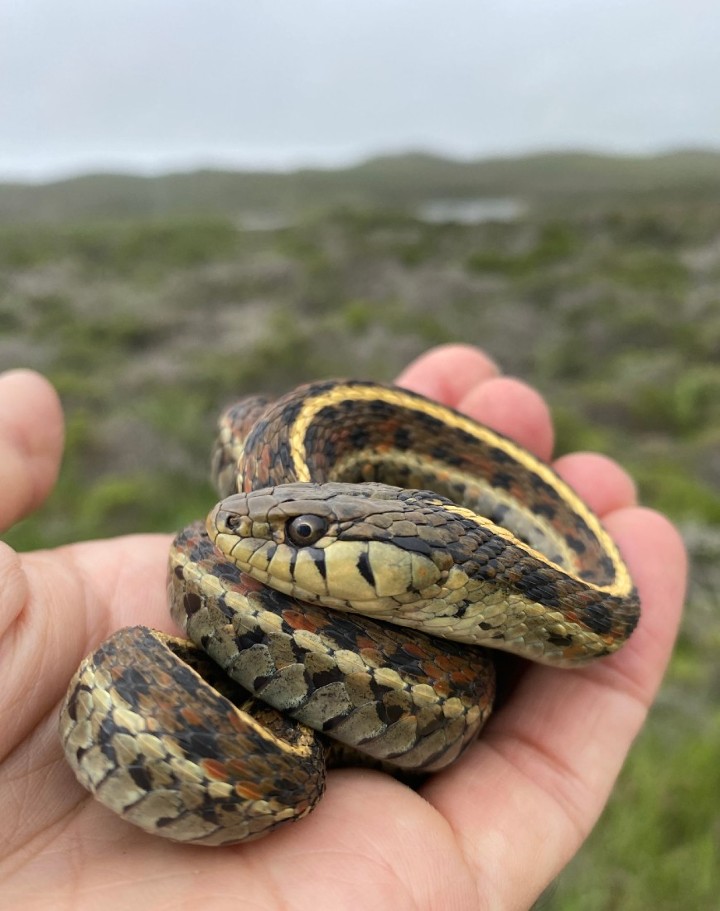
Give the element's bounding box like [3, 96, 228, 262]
[60, 380, 640, 845]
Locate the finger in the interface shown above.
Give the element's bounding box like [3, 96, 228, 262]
[457, 376, 554, 461]
[0, 370, 64, 534]
[397, 347, 554, 461]
[553, 451, 638, 517]
[423, 508, 686, 909]
[400, 347, 633, 509]
[395, 344, 499, 405]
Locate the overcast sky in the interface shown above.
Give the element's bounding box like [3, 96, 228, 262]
[1, 1, 718, 180]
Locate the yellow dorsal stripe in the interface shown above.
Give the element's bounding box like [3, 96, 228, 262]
[288, 383, 633, 597]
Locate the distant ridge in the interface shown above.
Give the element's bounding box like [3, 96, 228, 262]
[1, 150, 718, 224]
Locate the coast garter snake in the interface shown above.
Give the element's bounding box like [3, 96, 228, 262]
[59, 379, 640, 846]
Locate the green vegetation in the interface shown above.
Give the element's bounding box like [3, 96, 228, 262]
[2, 150, 720, 224]
[0, 157, 718, 908]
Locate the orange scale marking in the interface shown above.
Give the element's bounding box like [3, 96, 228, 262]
[180, 706, 206, 727]
[281, 609, 324, 633]
[240, 572, 266, 593]
[402, 642, 432, 660]
[201, 758, 230, 781]
[235, 782, 264, 800]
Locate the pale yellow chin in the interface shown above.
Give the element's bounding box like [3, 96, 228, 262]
[213, 532, 445, 613]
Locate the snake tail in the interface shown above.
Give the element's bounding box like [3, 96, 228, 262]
[59, 626, 325, 846]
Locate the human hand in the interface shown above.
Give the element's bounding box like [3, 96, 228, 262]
[0, 346, 686, 911]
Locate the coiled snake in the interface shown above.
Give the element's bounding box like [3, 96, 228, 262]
[59, 380, 640, 846]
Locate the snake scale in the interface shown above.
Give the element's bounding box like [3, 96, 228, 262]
[59, 379, 640, 846]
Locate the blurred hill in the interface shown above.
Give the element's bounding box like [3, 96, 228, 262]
[1, 150, 719, 224]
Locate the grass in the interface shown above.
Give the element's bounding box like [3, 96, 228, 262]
[1, 185, 718, 907]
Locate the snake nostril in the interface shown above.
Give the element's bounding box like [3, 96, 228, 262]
[226, 514, 242, 531]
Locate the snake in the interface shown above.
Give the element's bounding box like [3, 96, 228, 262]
[59, 379, 640, 846]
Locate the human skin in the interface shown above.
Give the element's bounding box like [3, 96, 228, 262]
[0, 345, 686, 911]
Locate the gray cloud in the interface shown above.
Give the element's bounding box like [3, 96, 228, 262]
[1, 0, 718, 178]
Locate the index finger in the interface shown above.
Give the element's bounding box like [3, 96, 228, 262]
[0, 370, 64, 534]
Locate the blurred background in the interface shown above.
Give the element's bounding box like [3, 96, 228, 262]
[1, 3, 718, 907]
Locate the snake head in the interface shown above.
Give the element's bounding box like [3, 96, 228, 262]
[207, 482, 452, 612]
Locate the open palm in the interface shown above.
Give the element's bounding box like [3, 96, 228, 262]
[0, 346, 686, 911]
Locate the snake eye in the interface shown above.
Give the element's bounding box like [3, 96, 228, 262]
[286, 514, 328, 546]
